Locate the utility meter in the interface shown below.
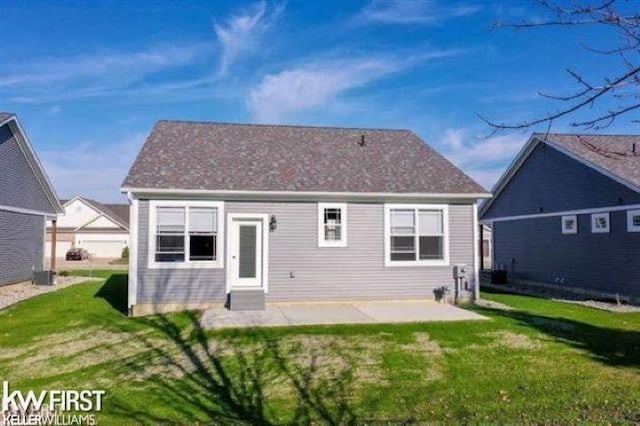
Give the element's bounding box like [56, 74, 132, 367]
[453, 264, 467, 279]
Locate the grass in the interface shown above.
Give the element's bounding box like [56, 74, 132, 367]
[1, 273, 639, 424]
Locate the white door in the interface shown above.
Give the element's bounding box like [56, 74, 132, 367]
[229, 218, 263, 288]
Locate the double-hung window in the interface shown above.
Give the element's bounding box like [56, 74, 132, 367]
[318, 203, 347, 247]
[385, 204, 449, 266]
[149, 201, 224, 268]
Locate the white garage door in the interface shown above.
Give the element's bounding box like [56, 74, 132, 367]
[81, 241, 125, 258]
[45, 241, 72, 257]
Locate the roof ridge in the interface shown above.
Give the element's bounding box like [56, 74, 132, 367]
[155, 119, 411, 133]
[536, 132, 640, 138]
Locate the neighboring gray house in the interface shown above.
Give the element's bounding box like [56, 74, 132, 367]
[0, 113, 63, 285]
[480, 133, 640, 299]
[122, 120, 490, 315]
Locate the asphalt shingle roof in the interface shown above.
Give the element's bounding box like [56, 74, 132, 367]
[0, 112, 15, 123]
[544, 133, 640, 190]
[123, 121, 486, 194]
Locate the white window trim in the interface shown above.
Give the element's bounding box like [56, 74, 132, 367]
[627, 209, 640, 232]
[317, 203, 348, 247]
[591, 212, 610, 234]
[561, 215, 578, 235]
[147, 200, 225, 269]
[384, 203, 450, 267]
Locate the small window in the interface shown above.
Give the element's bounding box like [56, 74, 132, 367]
[318, 203, 347, 247]
[627, 209, 640, 232]
[385, 204, 449, 266]
[591, 212, 610, 233]
[561, 215, 577, 234]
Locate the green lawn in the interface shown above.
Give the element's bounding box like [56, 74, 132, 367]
[1, 271, 639, 424]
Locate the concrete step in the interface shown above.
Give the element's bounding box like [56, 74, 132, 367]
[229, 288, 266, 311]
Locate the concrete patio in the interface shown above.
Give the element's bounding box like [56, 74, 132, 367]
[201, 299, 487, 329]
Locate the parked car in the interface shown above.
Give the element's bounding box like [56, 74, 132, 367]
[66, 248, 89, 260]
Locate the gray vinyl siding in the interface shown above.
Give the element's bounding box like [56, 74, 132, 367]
[0, 124, 55, 213]
[0, 210, 44, 285]
[483, 142, 640, 220]
[136, 200, 475, 304]
[493, 211, 640, 297]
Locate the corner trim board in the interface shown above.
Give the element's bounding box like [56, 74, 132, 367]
[128, 195, 138, 308]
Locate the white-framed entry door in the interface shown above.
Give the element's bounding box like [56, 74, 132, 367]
[227, 214, 269, 291]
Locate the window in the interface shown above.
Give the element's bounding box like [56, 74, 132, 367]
[628, 209, 640, 232]
[156, 207, 185, 262]
[561, 215, 578, 234]
[149, 201, 224, 268]
[591, 212, 610, 233]
[385, 204, 449, 266]
[317, 203, 347, 247]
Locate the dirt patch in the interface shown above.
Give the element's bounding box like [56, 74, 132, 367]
[480, 331, 542, 350]
[474, 299, 515, 311]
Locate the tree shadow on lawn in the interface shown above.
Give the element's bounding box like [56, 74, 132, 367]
[476, 306, 640, 369]
[107, 311, 363, 425]
[94, 273, 129, 314]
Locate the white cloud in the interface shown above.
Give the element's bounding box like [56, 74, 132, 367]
[358, 0, 480, 25]
[0, 45, 208, 89]
[247, 58, 402, 122]
[0, 44, 212, 103]
[247, 47, 467, 123]
[214, 1, 284, 77]
[440, 128, 527, 190]
[39, 132, 147, 202]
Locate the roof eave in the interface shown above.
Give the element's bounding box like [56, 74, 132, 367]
[479, 133, 640, 220]
[122, 187, 491, 202]
[2, 116, 65, 214]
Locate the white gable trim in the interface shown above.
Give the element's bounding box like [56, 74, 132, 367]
[1, 116, 64, 214]
[75, 213, 123, 231]
[480, 202, 640, 224]
[479, 134, 640, 220]
[64, 196, 129, 230]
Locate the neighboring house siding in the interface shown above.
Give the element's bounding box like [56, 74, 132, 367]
[136, 200, 474, 303]
[0, 210, 44, 285]
[0, 124, 54, 213]
[484, 142, 640, 220]
[493, 211, 640, 297]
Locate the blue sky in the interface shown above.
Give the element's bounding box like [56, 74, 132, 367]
[2, 0, 635, 202]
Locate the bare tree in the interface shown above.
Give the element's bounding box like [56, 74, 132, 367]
[481, 0, 640, 135]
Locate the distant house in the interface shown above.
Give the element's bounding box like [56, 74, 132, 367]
[480, 224, 492, 269]
[45, 196, 129, 259]
[480, 133, 640, 300]
[0, 113, 63, 285]
[121, 120, 490, 315]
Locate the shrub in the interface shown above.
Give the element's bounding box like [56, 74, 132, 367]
[58, 270, 69, 277]
[121, 246, 129, 260]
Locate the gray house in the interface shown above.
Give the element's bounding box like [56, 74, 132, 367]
[480, 133, 640, 300]
[0, 113, 63, 285]
[122, 121, 489, 315]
